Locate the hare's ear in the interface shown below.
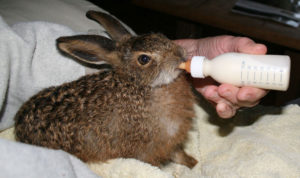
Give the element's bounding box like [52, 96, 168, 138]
[86, 11, 131, 41]
[57, 35, 120, 66]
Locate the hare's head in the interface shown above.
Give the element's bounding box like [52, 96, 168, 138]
[57, 11, 186, 87]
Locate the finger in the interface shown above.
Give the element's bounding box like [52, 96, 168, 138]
[218, 84, 240, 104]
[218, 83, 268, 108]
[201, 86, 238, 119]
[192, 77, 222, 105]
[199, 85, 223, 105]
[216, 102, 237, 119]
[197, 82, 246, 119]
[237, 87, 269, 107]
[235, 37, 267, 55]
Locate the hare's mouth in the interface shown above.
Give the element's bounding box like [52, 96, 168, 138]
[150, 68, 182, 87]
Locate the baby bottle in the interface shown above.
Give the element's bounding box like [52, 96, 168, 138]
[179, 53, 291, 91]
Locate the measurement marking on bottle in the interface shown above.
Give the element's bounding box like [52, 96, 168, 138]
[241, 61, 245, 84]
[238, 60, 287, 90]
[241, 72, 242, 81]
[260, 71, 262, 81]
[247, 71, 249, 81]
[241, 70, 243, 81]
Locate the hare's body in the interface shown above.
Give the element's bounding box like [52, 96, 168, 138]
[15, 11, 198, 168]
[15, 71, 195, 167]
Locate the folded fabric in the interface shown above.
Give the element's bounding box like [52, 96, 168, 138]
[0, 16, 86, 130]
[0, 138, 99, 178]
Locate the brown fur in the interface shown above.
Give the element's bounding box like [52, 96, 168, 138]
[14, 11, 198, 168]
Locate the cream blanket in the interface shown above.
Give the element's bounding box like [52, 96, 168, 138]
[1, 103, 300, 178]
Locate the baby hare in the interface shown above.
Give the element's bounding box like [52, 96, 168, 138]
[14, 11, 198, 168]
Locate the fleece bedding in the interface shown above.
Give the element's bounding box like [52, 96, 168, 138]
[1, 104, 300, 178]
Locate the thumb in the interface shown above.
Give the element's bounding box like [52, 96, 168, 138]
[236, 38, 267, 55]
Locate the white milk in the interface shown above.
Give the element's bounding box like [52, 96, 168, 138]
[190, 53, 291, 91]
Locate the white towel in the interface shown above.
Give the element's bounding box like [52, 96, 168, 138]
[1, 104, 300, 178]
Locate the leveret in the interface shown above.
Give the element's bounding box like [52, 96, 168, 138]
[14, 11, 198, 168]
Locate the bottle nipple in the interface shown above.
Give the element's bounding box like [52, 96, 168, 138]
[178, 59, 191, 73]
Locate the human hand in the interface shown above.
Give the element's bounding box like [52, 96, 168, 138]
[174, 35, 268, 118]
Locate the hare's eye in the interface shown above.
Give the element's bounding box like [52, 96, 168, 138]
[138, 55, 151, 65]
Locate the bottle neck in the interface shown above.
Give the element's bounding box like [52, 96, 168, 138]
[190, 56, 211, 78]
[190, 56, 206, 78]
